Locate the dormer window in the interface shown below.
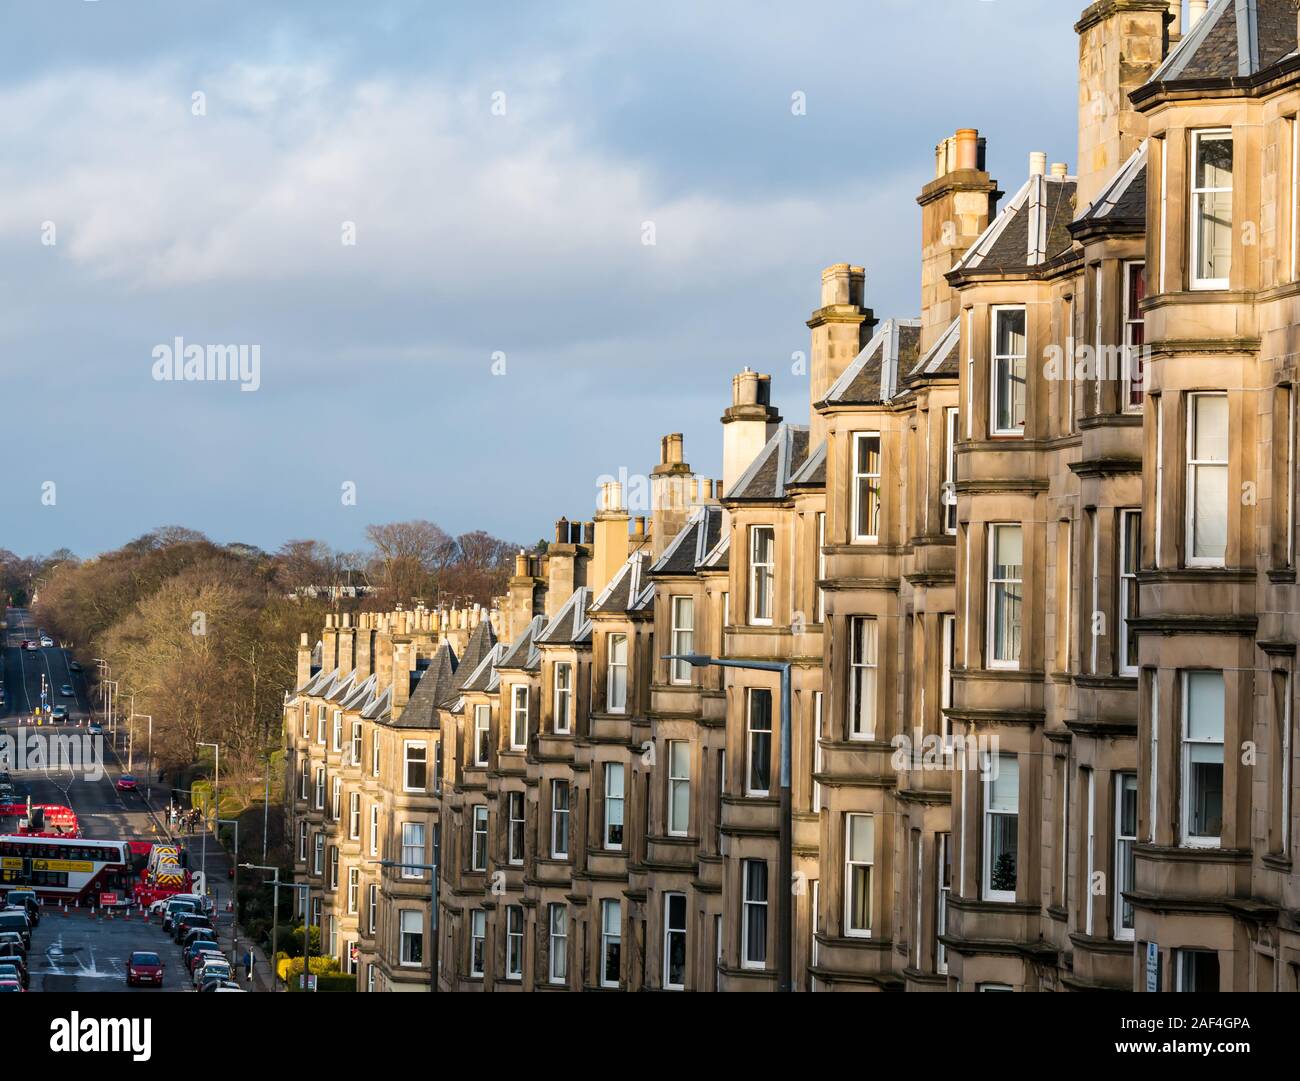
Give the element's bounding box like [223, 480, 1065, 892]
[1190, 130, 1232, 290]
[991, 306, 1027, 435]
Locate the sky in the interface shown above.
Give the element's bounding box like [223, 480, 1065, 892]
[0, 0, 1081, 559]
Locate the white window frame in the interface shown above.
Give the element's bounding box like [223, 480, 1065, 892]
[510, 684, 528, 750]
[1122, 261, 1146, 412]
[1118, 509, 1141, 676]
[745, 688, 772, 797]
[600, 899, 621, 988]
[741, 859, 768, 969]
[350, 720, 362, 764]
[331, 775, 341, 821]
[314, 766, 325, 810]
[553, 662, 573, 734]
[1189, 128, 1232, 290]
[331, 710, 342, 752]
[848, 616, 878, 740]
[1148, 674, 1159, 843]
[1083, 767, 1096, 936]
[371, 730, 380, 777]
[936, 832, 951, 975]
[942, 407, 959, 533]
[313, 832, 324, 875]
[507, 790, 525, 866]
[1186, 392, 1229, 568]
[940, 614, 955, 740]
[990, 305, 1027, 436]
[748, 526, 775, 625]
[548, 903, 568, 985]
[663, 892, 687, 991]
[470, 805, 488, 871]
[347, 867, 359, 915]
[667, 740, 690, 836]
[1180, 670, 1225, 849]
[816, 512, 827, 623]
[402, 740, 427, 793]
[473, 704, 491, 766]
[844, 813, 874, 938]
[987, 523, 1024, 669]
[551, 780, 570, 859]
[1114, 772, 1137, 942]
[505, 905, 524, 980]
[851, 432, 882, 543]
[981, 753, 1019, 903]
[607, 633, 628, 713]
[603, 762, 625, 851]
[367, 882, 378, 934]
[401, 821, 425, 879]
[301, 701, 309, 739]
[317, 704, 327, 744]
[469, 910, 486, 978]
[348, 791, 361, 840]
[812, 692, 824, 813]
[670, 596, 695, 684]
[369, 803, 379, 858]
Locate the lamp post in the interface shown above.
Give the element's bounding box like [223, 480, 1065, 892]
[370, 858, 438, 992]
[131, 715, 154, 800]
[197, 742, 221, 858]
[260, 752, 272, 865]
[665, 651, 794, 992]
[218, 818, 240, 964]
[241, 865, 310, 992]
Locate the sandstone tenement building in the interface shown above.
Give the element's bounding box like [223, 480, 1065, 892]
[285, 0, 1300, 991]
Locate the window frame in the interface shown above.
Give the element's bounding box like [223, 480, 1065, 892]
[1180, 670, 1225, 849]
[848, 616, 878, 740]
[745, 688, 773, 797]
[606, 633, 629, 713]
[981, 753, 1019, 903]
[470, 805, 488, 872]
[986, 523, 1024, 669]
[1185, 392, 1229, 568]
[550, 780, 570, 860]
[1189, 128, 1232, 291]
[741, 859, 768, 970]
[553, 662, 573, 734]
[667, 739, 690, 836]
[548, 903, 568, 985]
[748, 526, 775, 625]
[600, 899, 621, 989]
[851, 432, 883, 543]
[662, 892, 687, 991]
[1118, 508, 1142, 676]
[843, 813, 874, 939]
[942, 406, 959, 533]
[990, 304, 1028, 436]
[510, 684, 529, 750]
[402, 740, 427, 793]
[398, 909, 424, 968]
[1114, 772, 1138, 942]
[669, 596, 695, 684]
[473, 704, 491, 767]
[1122, 261, 1146, 411]
[603, 762, 625, 851]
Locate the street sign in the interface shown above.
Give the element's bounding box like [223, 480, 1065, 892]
[300, 974, 317, 990]
[99, 892, 119, 907]
[1144, 941, 1159, 992]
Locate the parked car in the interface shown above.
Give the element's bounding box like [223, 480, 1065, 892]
[87, 722, 103, 736]
[181, 927, 217, 956]
[116, 774, 138, 792]
[126, 951, 164, 987]
[0, 961, 27, 989]
[0, 945, 28, 978]
[0, 912, 31, 950]
[174, 913, 214, 942]
[0, 932, 26, 959]
[186, 944, 222, 973]
[0, 979, 22, 992]
[200, 979, 244, 992]
[161, 899, 198, 933]
[3, 891, 39, 926]
[193, 957, 231, 987]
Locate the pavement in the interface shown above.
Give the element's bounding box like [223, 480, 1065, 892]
[1, 606, 277, 992]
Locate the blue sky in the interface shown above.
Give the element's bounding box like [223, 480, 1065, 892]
[0, 0, 1079, 557]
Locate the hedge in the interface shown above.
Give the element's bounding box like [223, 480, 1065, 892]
[275, 953, 340, 982]
[286, 972, 357, 993]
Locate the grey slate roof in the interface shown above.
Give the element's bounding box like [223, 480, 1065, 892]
[953, 175, 1077, 275]
[460, 643, 508, 695]
[650, 506, 725, 575]
[787, 439, 826, 489]
[454, 619, 498, 688]
[361, 685, 392, 722]
[497, 614, 547, 671]
[536, 588, 593, 645]
[393, 642, 459, 728]
[819, 319, 921, 405]
[906, 317, 961, 380]
[699, 532, 729, 571]
[1074, 141, 1147, 229]
[1146, 0, 1297, 85]
[340, 673, 377, 713]
[590, 550, 654, 613]
[724, 424, 811, 502]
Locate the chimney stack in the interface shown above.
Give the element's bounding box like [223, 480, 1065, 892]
[592, 480, 631, 594]
[295, 632, 312, 690]
[1075, 1, 1169, 210]
[808, 265, 875, 445]
[916, 127, 1000, 356]
[721, 368, 781, 497]
[650, 433, 695, 559]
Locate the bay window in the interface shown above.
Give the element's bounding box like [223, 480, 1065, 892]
[987, 524, 1024, 667]
[1181, 670, 1224, 847]
[1186, 392, 1228, 566]
[848, 616, 878, 739]
[844, 813, 874, 937]
[749, 526, 775, 624]
[852, 433, 882, 542]
[473, 704, 491, 766]
[399, 910, 423, 967]
[1190, 129, 1232, 289]
[1115, 773, 1137, 941]
[991, 306, 1027, 434]
[470, 805, 488, 871]
[402, 741, 427, 792]
[982, 753, 1019, 902]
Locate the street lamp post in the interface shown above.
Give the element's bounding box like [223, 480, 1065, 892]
[665, 652, 794, 992]
[241, 865, 310, 992]
[196, 741, 221, 882]
[218, 818, 240, 964]
[370, 858, 438, 992]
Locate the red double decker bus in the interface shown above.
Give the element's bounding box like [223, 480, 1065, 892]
[0, 834, 132, 904]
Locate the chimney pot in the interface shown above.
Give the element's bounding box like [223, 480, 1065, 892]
[583, 521, 595, 545]
[555, 517, 569, 544]
[955, 128, 979, 171]
[1187, 0, 1207, 30]
[1029, 151, 1047, 177]
[1050, 162, 1068, 178]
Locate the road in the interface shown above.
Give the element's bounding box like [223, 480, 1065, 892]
[0, 607, 237, 991]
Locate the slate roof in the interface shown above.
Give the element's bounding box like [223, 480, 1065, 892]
[361, 685, 392, 722]
[699, 532, 729, 571]
[496, 614, 547, 671]
[952, 174, 1077, 276]
[590, 550, 654, 613]
[1074, 141, 1147, 231]
[536, 588, 593, 645]
[340, 673, 377, 713]
[787, 439, 826, 489]
[459, 643, 508, 695]
[818, 319, 921, 405]
[454, 619, 497, 688]
[724, 424, 811, 502]
[1144, 0, 1298, 86]
[906, 317, 961, 381]
[650, 506, 725, 576]
[393, 642, 459, 728]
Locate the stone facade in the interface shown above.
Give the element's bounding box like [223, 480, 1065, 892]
[284, 0, 1300, 992]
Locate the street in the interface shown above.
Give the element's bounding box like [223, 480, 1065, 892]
[1, 608, 256, 992]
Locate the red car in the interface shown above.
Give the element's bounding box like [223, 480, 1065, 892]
[116, 775, 138, 792]
[126, 951, 164, 987]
